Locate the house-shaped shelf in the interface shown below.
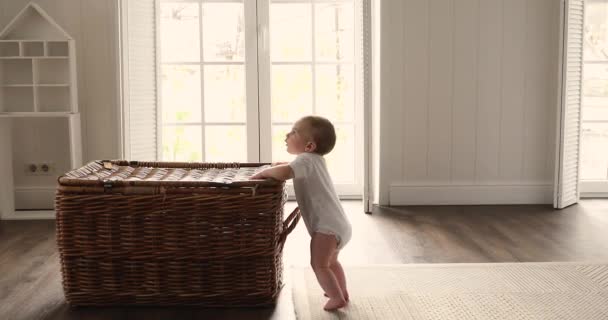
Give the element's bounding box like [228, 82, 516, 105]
[0, 3, 82, 220]
[0, 2, 78, 114]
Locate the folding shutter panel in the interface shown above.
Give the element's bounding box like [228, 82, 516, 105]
[121, 0, 158, 161]
[554, 0, 584, 209]
[360, 0, 373, 212]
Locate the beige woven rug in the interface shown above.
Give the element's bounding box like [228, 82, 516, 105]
[291, 262, 608, 320]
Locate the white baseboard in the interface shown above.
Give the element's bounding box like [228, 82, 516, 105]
[389, 183, 553, 205]
[581, 192, 608, 198]
[2, 210, 55, 220]
[580, 181, 608, 196]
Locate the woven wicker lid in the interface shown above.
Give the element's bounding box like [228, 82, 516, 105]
[57, 160, 280, 188]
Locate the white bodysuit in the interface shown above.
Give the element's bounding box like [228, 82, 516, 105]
[289, 152, 352, 250]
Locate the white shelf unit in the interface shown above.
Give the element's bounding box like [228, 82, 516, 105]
[0, 3, 82, 220]
[0, 41, 76, 113]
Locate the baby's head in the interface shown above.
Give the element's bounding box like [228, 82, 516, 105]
[288, 116, 337, 156]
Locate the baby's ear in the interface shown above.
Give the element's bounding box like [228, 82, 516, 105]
[305, 141, 317, 152]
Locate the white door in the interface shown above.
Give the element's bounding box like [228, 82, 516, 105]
[158, 1, 258, 163]
[153, 0, 365, 198]
[257, 0, 364, 197]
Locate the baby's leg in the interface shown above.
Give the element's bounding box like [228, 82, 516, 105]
[330, 251, 349, 302]
[324, 251, 350, 302]
[311, 232, 346, 311]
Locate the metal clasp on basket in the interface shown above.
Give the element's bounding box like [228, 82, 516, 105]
[103, 180, 113, 193]
[158, 186, 167, 202]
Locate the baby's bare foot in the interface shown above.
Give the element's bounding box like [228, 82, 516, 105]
[324, 292, 349, 302]
[324, 297, 347, 311]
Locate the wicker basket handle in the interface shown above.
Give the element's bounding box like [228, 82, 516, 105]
[279, 207, 301, 252]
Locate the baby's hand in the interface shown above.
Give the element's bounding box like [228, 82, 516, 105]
[250, 171, 265, 180]
[250, 164, 292, 181]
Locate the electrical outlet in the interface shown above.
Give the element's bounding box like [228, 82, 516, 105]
[24, 163, 38, 175]
[38, 162, 55, 175]
[23, 162, 55, 175]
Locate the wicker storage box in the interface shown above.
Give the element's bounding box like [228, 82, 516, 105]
[55, 160, 300, 306]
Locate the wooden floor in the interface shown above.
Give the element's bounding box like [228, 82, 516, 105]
[2, 200, 608, 319]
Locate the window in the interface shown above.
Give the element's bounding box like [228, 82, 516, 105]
[148, 0, 366, 197]
[582, 0, 608, 195]
[267, 1, 361, 188]
[160, 2, 249, 162]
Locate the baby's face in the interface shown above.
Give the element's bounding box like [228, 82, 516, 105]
[285, 121, 312, 154]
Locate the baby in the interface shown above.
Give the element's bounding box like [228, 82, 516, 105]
[251, 115, 352, 311]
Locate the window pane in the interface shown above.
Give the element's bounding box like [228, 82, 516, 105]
[272, 125, 295, 163]
[272, 65, 312, 122]
[583, 63, 608, 121]
[160, 3, 200, 62]
[162, 125, 202, 162]
[162, 65, 201, 123]
[315, 65, 355, 122]
[581, 122, 608, 180]
[204, 65, 246, 123]
[585, 1, 608, 61]
[203, 3, 245, 62]
[583, 63, 608, 97]
[325, 124, 355, 184]
[315, 2, 355, 61]
[583, 97, 608, 121]
[270, 3, 311, 61]
[205, 126, 246, 162]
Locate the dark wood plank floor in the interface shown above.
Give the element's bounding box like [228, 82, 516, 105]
[2, 200, 608, 319]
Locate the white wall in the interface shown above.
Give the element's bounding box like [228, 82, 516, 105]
[0, 0, 121, 162]
[378, 0, 560, 205]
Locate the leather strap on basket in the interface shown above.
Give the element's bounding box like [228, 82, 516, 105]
[278, 207, 301, 252]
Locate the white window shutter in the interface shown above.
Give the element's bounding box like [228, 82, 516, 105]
[120, 0, 158, 161]
[360, 0, 373, 212]
[554, 0, 584, 209]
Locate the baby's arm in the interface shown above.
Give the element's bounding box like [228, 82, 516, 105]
[250, 164, 294, 181]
